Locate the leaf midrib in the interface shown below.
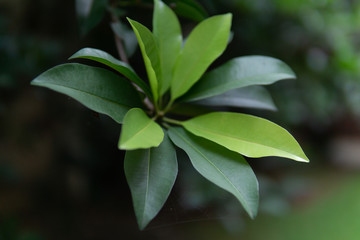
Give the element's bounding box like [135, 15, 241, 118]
[141, 148, 151, 228]
[172, 128, 252, 215]
[173, 22, 225, 98]
[184, 124, 305, 161]
[73, 55, 149, 94]
[188, 72, 295, 101]
[33, 81, 134, 108]
[122, 120, 153, 146]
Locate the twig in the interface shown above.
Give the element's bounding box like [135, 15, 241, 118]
[114, 34, 129, 64]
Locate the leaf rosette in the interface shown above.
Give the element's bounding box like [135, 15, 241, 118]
[31, 0, 308, 230]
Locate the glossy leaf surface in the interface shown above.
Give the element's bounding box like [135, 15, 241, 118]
[70, 48, 152, 98]
[119, 108, 164, 150]
[31, 63, 142, 123]
[124, 133, 178, 230]
[182, 112, 309, 162]
[128, 18, 161, 101]
[168, 127, 259, 218]
[181, 56, 296, 102]
[171, 13, 232, 100]
[153, 0, 182, 95]
[193, 86, 277, 111]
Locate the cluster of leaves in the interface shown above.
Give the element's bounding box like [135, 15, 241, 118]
[32, 0, 308, 230]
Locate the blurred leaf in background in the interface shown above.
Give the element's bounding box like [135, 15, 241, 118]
[76, 0, 108, 36]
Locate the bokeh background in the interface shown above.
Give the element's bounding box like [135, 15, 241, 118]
[1, 0, 360, 239]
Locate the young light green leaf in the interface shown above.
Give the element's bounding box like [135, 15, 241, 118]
[192, 86, 277, 111]
[119, 108, 164, 150]
[128, 18, 161, 102]
[125, 133, 178, 230]
[69, 48, 152, 98]
[182, 112, 309, 162]
[153, 0, 182, 95]
[31, 63, 142, 123]
[181, 56, 296, 102]
[168, 127, 259, 218]
[171, 13, 232, 100]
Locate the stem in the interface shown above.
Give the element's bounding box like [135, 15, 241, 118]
[114, 34, 129, 64]
[154, 101, 160, 115]
[109, 7, 154, 111]
[162, 122, 171, 129]
[162, 99, 175, 114]
[110, 10, 129, 63]
[163, 117, 183, 126]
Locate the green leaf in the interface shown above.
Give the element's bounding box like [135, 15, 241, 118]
[171, 13, 232, 100]
[168, 127, 259, 218]
[124, 133, 178, 230]
[70, 48, 152, 98]
[182, 112, 309, 162]
[128, 18, 161, 102]
[181, 56, 296, 102]
[119, 108, 164, 150]
[172, 0, 208, 22]
[153, 0, 182, 95]
[31, 63, 142, 123]
[193, 86, 277, 111]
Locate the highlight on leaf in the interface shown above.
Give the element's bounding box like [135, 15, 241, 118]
[119, 108, 164, 150]
[182, 112, 309, 162]
[170, 13, 232, 100]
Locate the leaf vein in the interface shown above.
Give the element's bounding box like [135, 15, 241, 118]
[122, 121, 153, 146]
[172, 128, 251, 212]
[33, 81, 134, 108]
[141, 149, 151, 227]
[185, 124, 304, 161]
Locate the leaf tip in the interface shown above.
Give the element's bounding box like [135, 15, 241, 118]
[292, 154, 310, 163]
[126, 17, 134, 24]
[138, 217, 150, 231]
[248, 210, 258, 220]
[30, 80, 38, 86]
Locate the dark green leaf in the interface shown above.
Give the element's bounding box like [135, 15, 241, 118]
[124, 133, 178, 230]
[171, 13, 232, 100]
[153, 0, 182, 95]
[182, 112, 309, 162]
[168, 127, 259, 218]
[171, 0, 208, 22]
[31, 63, 142, 123]
[119, 108, 164, 150]
[128, 18, 161, 102]
[70, 48, 152, 98]
[193, 86, 277, 111]
[181, 56, 296, 102]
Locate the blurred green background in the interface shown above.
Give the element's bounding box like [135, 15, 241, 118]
[1, 0, 360, 239]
